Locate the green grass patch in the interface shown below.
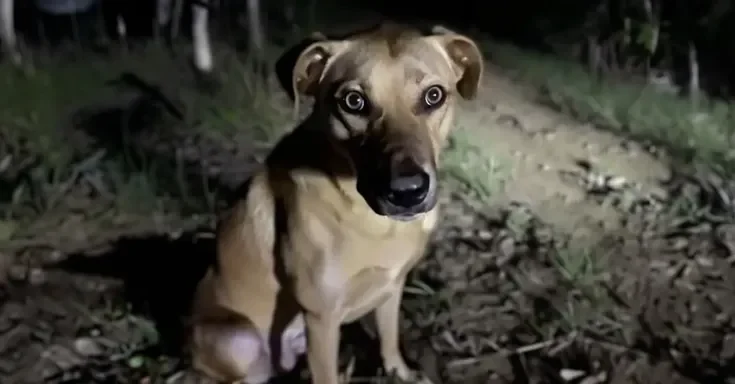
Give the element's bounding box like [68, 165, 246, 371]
[441, 125, 508, 204]
[192, 51, 290, 145]
[528, 246, 615, 336]
[0, 44, 286, 238]
[481, 40, 735, 177]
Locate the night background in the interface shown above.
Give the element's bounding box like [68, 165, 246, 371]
[1, 0, 735, 383]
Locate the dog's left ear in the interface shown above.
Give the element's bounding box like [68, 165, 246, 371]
[428, 26, 484, 100]
[275, 32, 349, 101]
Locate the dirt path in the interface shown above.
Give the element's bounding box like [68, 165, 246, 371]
[457, 63, 672, 244]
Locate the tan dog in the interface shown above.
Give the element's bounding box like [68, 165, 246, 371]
[187, 22, 484, 384]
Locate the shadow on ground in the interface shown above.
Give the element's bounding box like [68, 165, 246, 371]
[55, 233, 215, 355]
[50, 232, 407, 383]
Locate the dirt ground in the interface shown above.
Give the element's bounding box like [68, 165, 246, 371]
[2, 24, 735, 384]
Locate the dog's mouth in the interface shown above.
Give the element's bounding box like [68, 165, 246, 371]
[386, 210, 427, 222]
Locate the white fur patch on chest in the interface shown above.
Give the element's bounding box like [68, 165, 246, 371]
[340, 266, 396, 323]
[319, 258, 349, 297]
[421, 209, 439, 232]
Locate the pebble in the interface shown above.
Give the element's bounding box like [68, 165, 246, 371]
[73, 337, 104, 357]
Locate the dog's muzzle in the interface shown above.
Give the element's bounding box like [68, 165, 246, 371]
[354, 129, 439, 220]
[373, 156, 437, 221]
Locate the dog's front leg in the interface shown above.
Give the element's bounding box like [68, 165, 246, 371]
[375, 276, 434, 384]
[304, 311, 341, 384]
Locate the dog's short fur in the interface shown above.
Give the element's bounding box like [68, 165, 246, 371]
[187, 22, 484, 384]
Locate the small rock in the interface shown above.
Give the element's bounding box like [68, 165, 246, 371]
[476, 229, 494, 241]
[696, 256, 714, 268]
[128, 355, 146, 369]
[668, 237, 689, 252]
[73, 337, 104, 357]
[498, 236, 515, 258]
[560, 368, 586, 381]
[607, 176, 628, 190]
[28, 268, 46, 285]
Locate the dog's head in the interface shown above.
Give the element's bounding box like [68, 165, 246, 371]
[276, 23, 483, 221]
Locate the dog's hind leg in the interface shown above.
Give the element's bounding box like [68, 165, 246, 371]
[192, 323, 274, 384]
[191, 316, 306, 383]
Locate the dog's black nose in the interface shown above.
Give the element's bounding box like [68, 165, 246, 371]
[387, 165, 431, 208]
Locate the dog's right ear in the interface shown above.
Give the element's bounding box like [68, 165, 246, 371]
[275, 32, 350, 101]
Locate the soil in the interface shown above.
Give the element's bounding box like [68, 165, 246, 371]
[2, 27, 735, 384]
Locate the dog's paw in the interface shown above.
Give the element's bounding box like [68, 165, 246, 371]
[387, 367, 435, 384]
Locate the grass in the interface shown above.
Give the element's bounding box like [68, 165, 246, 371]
[0, 42, 292, 245]
[480, 39, 735, 177]
[552, 245, 613, 330]
[0, 32, 509, 248]
[192, 47, 291, 144]
[441, 125, 508, 204]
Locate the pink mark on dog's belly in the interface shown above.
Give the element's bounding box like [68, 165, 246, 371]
[220, 317, 306, 382]
[280, 315, 307, 370]
[224, 330, 273, 384]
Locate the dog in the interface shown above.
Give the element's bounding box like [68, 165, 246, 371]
[187, 22, 484, 384]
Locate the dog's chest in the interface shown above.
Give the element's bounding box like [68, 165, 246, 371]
[292, 205, 438, 322]
[335, 227, 428, 323]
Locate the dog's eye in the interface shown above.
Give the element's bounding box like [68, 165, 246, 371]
[339, 91, 367, 114]
[422, 85, 446, 109]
